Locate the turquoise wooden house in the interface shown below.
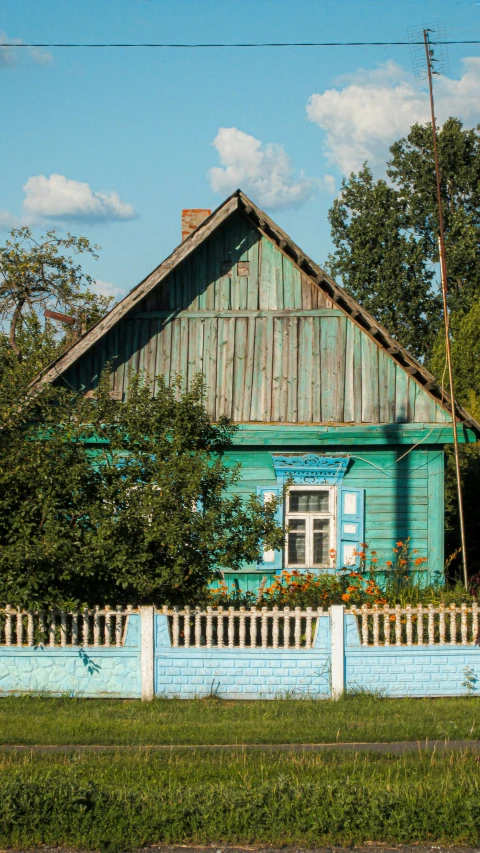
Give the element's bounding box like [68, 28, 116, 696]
[31, 191, 479, 590]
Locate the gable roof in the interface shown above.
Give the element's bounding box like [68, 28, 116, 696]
[29, 189, 479, 433]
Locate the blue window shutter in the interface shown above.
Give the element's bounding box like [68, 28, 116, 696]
[257, 486, 283, 572]
[336, 487, 365, 570]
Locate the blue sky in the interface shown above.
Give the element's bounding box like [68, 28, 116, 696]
[1, 0, 479, 301]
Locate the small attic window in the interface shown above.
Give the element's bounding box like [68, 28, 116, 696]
[237, 261, 250, 277]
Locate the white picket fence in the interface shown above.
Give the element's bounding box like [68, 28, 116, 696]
[0, 605, 133, 647]
[349, 603, 480, 647]
[1, 603, 479, 649]
[160, 606, 324, 649]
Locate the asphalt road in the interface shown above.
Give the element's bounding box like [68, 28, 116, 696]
[1, 739, 479, 753]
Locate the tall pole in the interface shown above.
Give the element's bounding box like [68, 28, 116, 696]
[423, 29, 468, 588]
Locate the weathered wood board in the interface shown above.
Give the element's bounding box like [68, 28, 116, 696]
[62, 212, 450, 426]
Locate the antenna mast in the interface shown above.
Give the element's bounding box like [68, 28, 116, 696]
[422, 27, 468, 588]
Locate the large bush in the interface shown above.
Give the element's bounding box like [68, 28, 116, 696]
[0, 374, 284, 607]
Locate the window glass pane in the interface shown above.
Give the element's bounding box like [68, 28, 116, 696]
[313, 519, 330, 565]
[289, 490, 329, 513]
[288, 535, 306, 565]
[288, 518, 306, 564]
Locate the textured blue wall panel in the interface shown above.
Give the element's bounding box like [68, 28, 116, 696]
[344, 611, 480, 697]
[0, 648, 141, 697]
[345, 647, 480, 697]
[0, 614, 141, 697]
[153, 612, 331, 699]
[154, 649, 331, 699]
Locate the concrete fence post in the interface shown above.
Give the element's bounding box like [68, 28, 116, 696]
[330, 604, 345, 699]
[140, 606, 155, 700]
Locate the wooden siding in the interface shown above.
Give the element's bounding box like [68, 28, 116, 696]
[136, 213, 331, 313]
[224, 448, 442, 582]
[61, 211, 450, 425]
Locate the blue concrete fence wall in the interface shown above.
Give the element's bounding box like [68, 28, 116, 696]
[344, 613, 480, 697]
[154, 612, 330, 699]
[0, 606, 479, 699]
[0, 615, 141, 698]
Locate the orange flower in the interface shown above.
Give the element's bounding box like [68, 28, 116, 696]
[360, 543, 368, 549]
[414, 557, 426, 565]
[341, 593, 350, 602]
[399, 559, 407, 566]
[396, 541, 404, 547]
[386, 560, 393, 567]
[413, 549, 418, 554]
[371, 557, 378, 563]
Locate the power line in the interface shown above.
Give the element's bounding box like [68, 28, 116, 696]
[1, 40, 480, 48]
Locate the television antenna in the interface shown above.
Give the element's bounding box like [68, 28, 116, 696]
[408, 23, 468, 588]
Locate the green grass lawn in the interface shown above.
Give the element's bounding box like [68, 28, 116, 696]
[1, 748, 479, 849]
[0, 694, 479, 744]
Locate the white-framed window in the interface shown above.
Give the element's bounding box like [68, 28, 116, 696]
[285, 485, 335, 569]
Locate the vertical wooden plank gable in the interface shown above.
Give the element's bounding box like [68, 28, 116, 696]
[287, 316, 298, 422]
[63, 211, 458, 428]
[282, 253, 302, 310]
[259, 236, 281, 310]
[395, 362, 409, 424]
[297, 316, 314, 422]
[271, 317, 285, 422]
[320, 315, 347, 422]
[203, 317, 218, 420]
[242, 315, 256, 420]
[312, 316, 322, 423]
[232, 317, 248, 421]
[378, 347, 396, 423]
[361, 332, 379, 423]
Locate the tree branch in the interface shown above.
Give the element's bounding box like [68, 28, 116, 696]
[9, 298, 25, 360]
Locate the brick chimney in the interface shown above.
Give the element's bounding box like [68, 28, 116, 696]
[181, 209, 211, 241]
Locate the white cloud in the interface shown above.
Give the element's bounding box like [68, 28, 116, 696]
[0, 30, 52, 68]
[435, 57, 480, 123]
[0, 210, 18, 230]
[208, 127, 321, 210]
[93, 279, 125, 301]
[323, 174, 336, 194]
[23, 174, 136, 223]
[306, 57, 480, 175]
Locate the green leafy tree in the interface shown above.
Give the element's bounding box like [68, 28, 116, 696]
[430, 302, 480, 577]
[328, 118, 480, 358]
[0, 227, 112, 361]
[327, 165, 440, 358]
[328, 118, 480, 578]
[388, 118, 480, 313]
[0, 375, 284, 607]
[0, 228, 113, 424]
[431, 302, 480, 415]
